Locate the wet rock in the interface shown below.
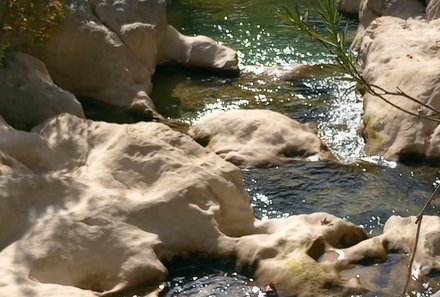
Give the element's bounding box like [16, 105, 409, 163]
[0, 53, 84, 130]
[158, 25, 239, 75]
[189, 109, 335, 167]
[359, 17, 440, 160]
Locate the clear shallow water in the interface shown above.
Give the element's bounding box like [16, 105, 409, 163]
[137, 0, 440, 296]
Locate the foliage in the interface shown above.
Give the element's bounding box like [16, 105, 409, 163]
[0, 0, 67, 66]
[277, 0, 440, 123]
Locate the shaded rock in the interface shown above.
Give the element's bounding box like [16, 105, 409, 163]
[0, 53, 84, 130]
[0, 113, 254, 296]
[36, 0, 167, 117]
[359, 17, 440, 160]
[427, 0, 440, 20]
[354, 0, 425, 48]
[188, 109, 335, 167]
[337, 0, 362, 16]
[157, 25, 239, 75]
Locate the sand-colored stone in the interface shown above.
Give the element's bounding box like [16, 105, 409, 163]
[354, 0, 425, 48]
[359, 17, 440, 160]
[157, 25, 239, 74]
[189, 109, 334, 167]
[0, 53, 84, 130]
[0, 113, 253, 296]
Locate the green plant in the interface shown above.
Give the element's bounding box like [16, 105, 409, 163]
[0, 0, 67, 66]
[277, 0, 440, 123]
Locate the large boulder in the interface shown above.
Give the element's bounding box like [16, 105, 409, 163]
[188, 109, 335, 167]
[359, 17, 440, 160]
[0, 113, 254, 296]
[0, 53, 84, 130]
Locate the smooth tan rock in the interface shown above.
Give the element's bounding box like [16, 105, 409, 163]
[354, 0, 425, 48]
[0, 53, 84, 129]
[359, 17, 440, 160]
[189, 109, 334, 167]
[158, 25, 239, 74]
[0, 113, 253, 296]
[427, 0, 440, 20]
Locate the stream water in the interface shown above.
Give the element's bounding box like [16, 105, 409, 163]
[113, 0, 440, 296]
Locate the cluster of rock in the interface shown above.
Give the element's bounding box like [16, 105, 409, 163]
[3, 114, 439, 297]
[2, 0, 440, 296]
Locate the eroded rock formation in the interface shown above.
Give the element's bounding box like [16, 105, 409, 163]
[358, 17, 440, 160]
[189, 109, 335, 167]
[0, 113, 413, 297]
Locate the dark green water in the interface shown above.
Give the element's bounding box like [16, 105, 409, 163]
[136, 0, 440, 296]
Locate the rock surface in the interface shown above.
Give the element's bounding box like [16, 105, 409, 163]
[359, 17, 440, 160]
[189, 109, 334, 167]
[0, 113, 254, 296]
[0, 114, 397, 297]
[158, 25, 239, 75]
[354, 0, 426, 47]
[0, 53, 84, 129]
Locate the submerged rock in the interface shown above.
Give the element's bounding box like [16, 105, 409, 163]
[0, 53, 84, 130]
[189, 109, 335, 167]
[359, 17, 440, 160]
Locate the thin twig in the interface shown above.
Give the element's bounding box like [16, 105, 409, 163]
[400, 184, 440, 297]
